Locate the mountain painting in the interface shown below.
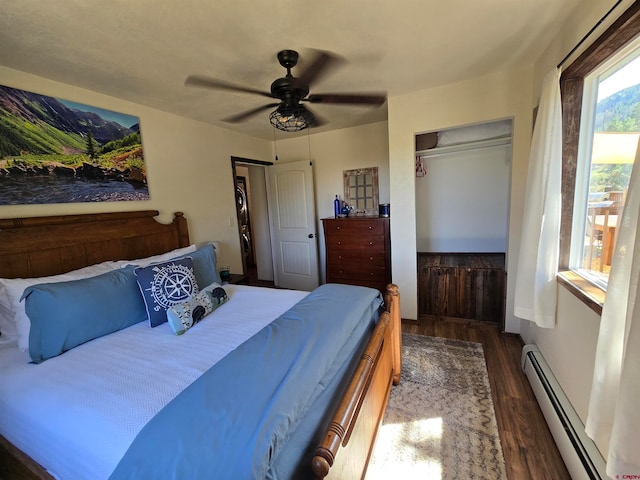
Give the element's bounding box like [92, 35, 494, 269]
[0, 84, 149, 205]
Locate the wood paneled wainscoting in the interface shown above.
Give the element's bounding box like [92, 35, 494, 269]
[418, 253, 506, 329]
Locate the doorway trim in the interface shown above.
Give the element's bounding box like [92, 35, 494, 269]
[230, 156, 273, 275]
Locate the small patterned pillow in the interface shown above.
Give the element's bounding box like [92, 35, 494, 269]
[135, 258, 199, 327]
[167, 284, 228, 335]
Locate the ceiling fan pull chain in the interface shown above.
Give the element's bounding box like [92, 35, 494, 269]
[273, 128, 279, 161]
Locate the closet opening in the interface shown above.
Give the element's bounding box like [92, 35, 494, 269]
[414, 119, 512, 329]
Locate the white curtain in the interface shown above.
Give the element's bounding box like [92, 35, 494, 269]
[514, 68, 562, 328]
[586, 139, 640, 478]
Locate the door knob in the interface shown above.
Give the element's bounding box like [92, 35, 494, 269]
[308, 233, 316, 238]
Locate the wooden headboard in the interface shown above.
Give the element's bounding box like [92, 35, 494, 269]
[0, 210, 190, 279]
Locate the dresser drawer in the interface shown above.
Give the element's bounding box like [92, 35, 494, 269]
[327, 251, 386, 268]
[327, 264, 386, 282]
[325, 236, 387, 252]
[324, 220, 384, 236]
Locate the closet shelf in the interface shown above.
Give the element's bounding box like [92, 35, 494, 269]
[416, 135, 511, 158]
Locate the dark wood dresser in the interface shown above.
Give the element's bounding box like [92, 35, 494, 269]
[322, 217, 391, 293]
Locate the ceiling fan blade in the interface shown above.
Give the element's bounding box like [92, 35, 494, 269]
[304, 106, 327, 128]
[185, 75, 274, 99]
[222, 103, 281, 123]
[297, 50, 340, 88]
[307, 93, 387, 106]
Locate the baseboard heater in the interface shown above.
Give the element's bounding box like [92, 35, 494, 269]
[521, 345, 607, 480]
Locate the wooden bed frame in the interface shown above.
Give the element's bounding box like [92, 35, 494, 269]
[0, 210, 401, 480]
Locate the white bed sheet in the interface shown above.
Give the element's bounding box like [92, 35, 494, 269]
[0, 284, 308, 480]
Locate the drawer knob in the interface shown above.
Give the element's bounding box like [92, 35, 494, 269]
[368, 226, 372, 230]
[338, 241, 342, 245]
[370, 272, 374, 276]
[369, 241, 373, 245]
[336, 226, 340, 230]
[369, 256, 374, 260]
[338, 255, 342, 259]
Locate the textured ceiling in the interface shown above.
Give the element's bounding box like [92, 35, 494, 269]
[0, 0, 582, 140]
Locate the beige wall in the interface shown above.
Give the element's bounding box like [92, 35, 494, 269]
[268, 121, 390, 282]
[388, 67, 533, 325]
[415, 142, 511, 252]
[0, 66, 271, 275]
[521, 287, 601, 422]
[532, 0, 637, 98]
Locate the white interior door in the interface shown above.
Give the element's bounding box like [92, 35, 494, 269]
[267, 160, 319, 291]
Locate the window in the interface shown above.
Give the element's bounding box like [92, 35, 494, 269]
[569, 41, 640, 288]
[560, 2, 640, 309]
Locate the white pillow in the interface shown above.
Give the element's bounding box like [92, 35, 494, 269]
[0, 244, 197, 351]
[0, 261, 120, 351]
[0, 286, 17, 343]
[115, 244, 197, 268]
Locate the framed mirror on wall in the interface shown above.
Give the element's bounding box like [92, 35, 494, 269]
[343, 167, 379, 216]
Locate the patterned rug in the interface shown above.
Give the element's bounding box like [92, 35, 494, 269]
[366, 334, 507, 479]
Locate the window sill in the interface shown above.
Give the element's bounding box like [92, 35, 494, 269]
[557, 270, 604, 316]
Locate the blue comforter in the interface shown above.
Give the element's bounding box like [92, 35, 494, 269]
[109, 284, 383, 480]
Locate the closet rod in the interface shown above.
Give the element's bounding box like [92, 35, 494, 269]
[557, 0, 624, 68]
[417, 136, 511, 159]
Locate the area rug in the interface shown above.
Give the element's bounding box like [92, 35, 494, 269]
[366, 334, 507, 479]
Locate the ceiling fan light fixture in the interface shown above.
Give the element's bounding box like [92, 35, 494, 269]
[269, 105, 314, 132]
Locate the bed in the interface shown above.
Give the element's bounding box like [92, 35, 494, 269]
[0, 210, 401, 480]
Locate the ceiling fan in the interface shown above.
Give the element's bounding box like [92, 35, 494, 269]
[184, 49, 386, 132]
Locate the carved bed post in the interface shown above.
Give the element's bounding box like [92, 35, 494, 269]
[172, 211, 190, 247]
[311, 284, 402, 480]
[385, 283, 402, 385]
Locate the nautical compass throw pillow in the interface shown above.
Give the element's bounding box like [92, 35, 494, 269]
[134, 257, 199, 327]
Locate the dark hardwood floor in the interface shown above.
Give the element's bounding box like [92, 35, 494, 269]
[245, 264, 277, 288]
[402, 316, 571, 480]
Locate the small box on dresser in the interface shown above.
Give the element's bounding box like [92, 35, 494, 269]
[322, 217, 391, 293]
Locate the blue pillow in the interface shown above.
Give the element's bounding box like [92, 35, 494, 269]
[173, 244, 221, 287]
[135, 258, 199, 327]
[22, 266, 147, 363]
[167, 284, 228, 335]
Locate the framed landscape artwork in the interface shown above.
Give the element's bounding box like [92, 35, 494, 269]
[0, 84, 150, 205]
